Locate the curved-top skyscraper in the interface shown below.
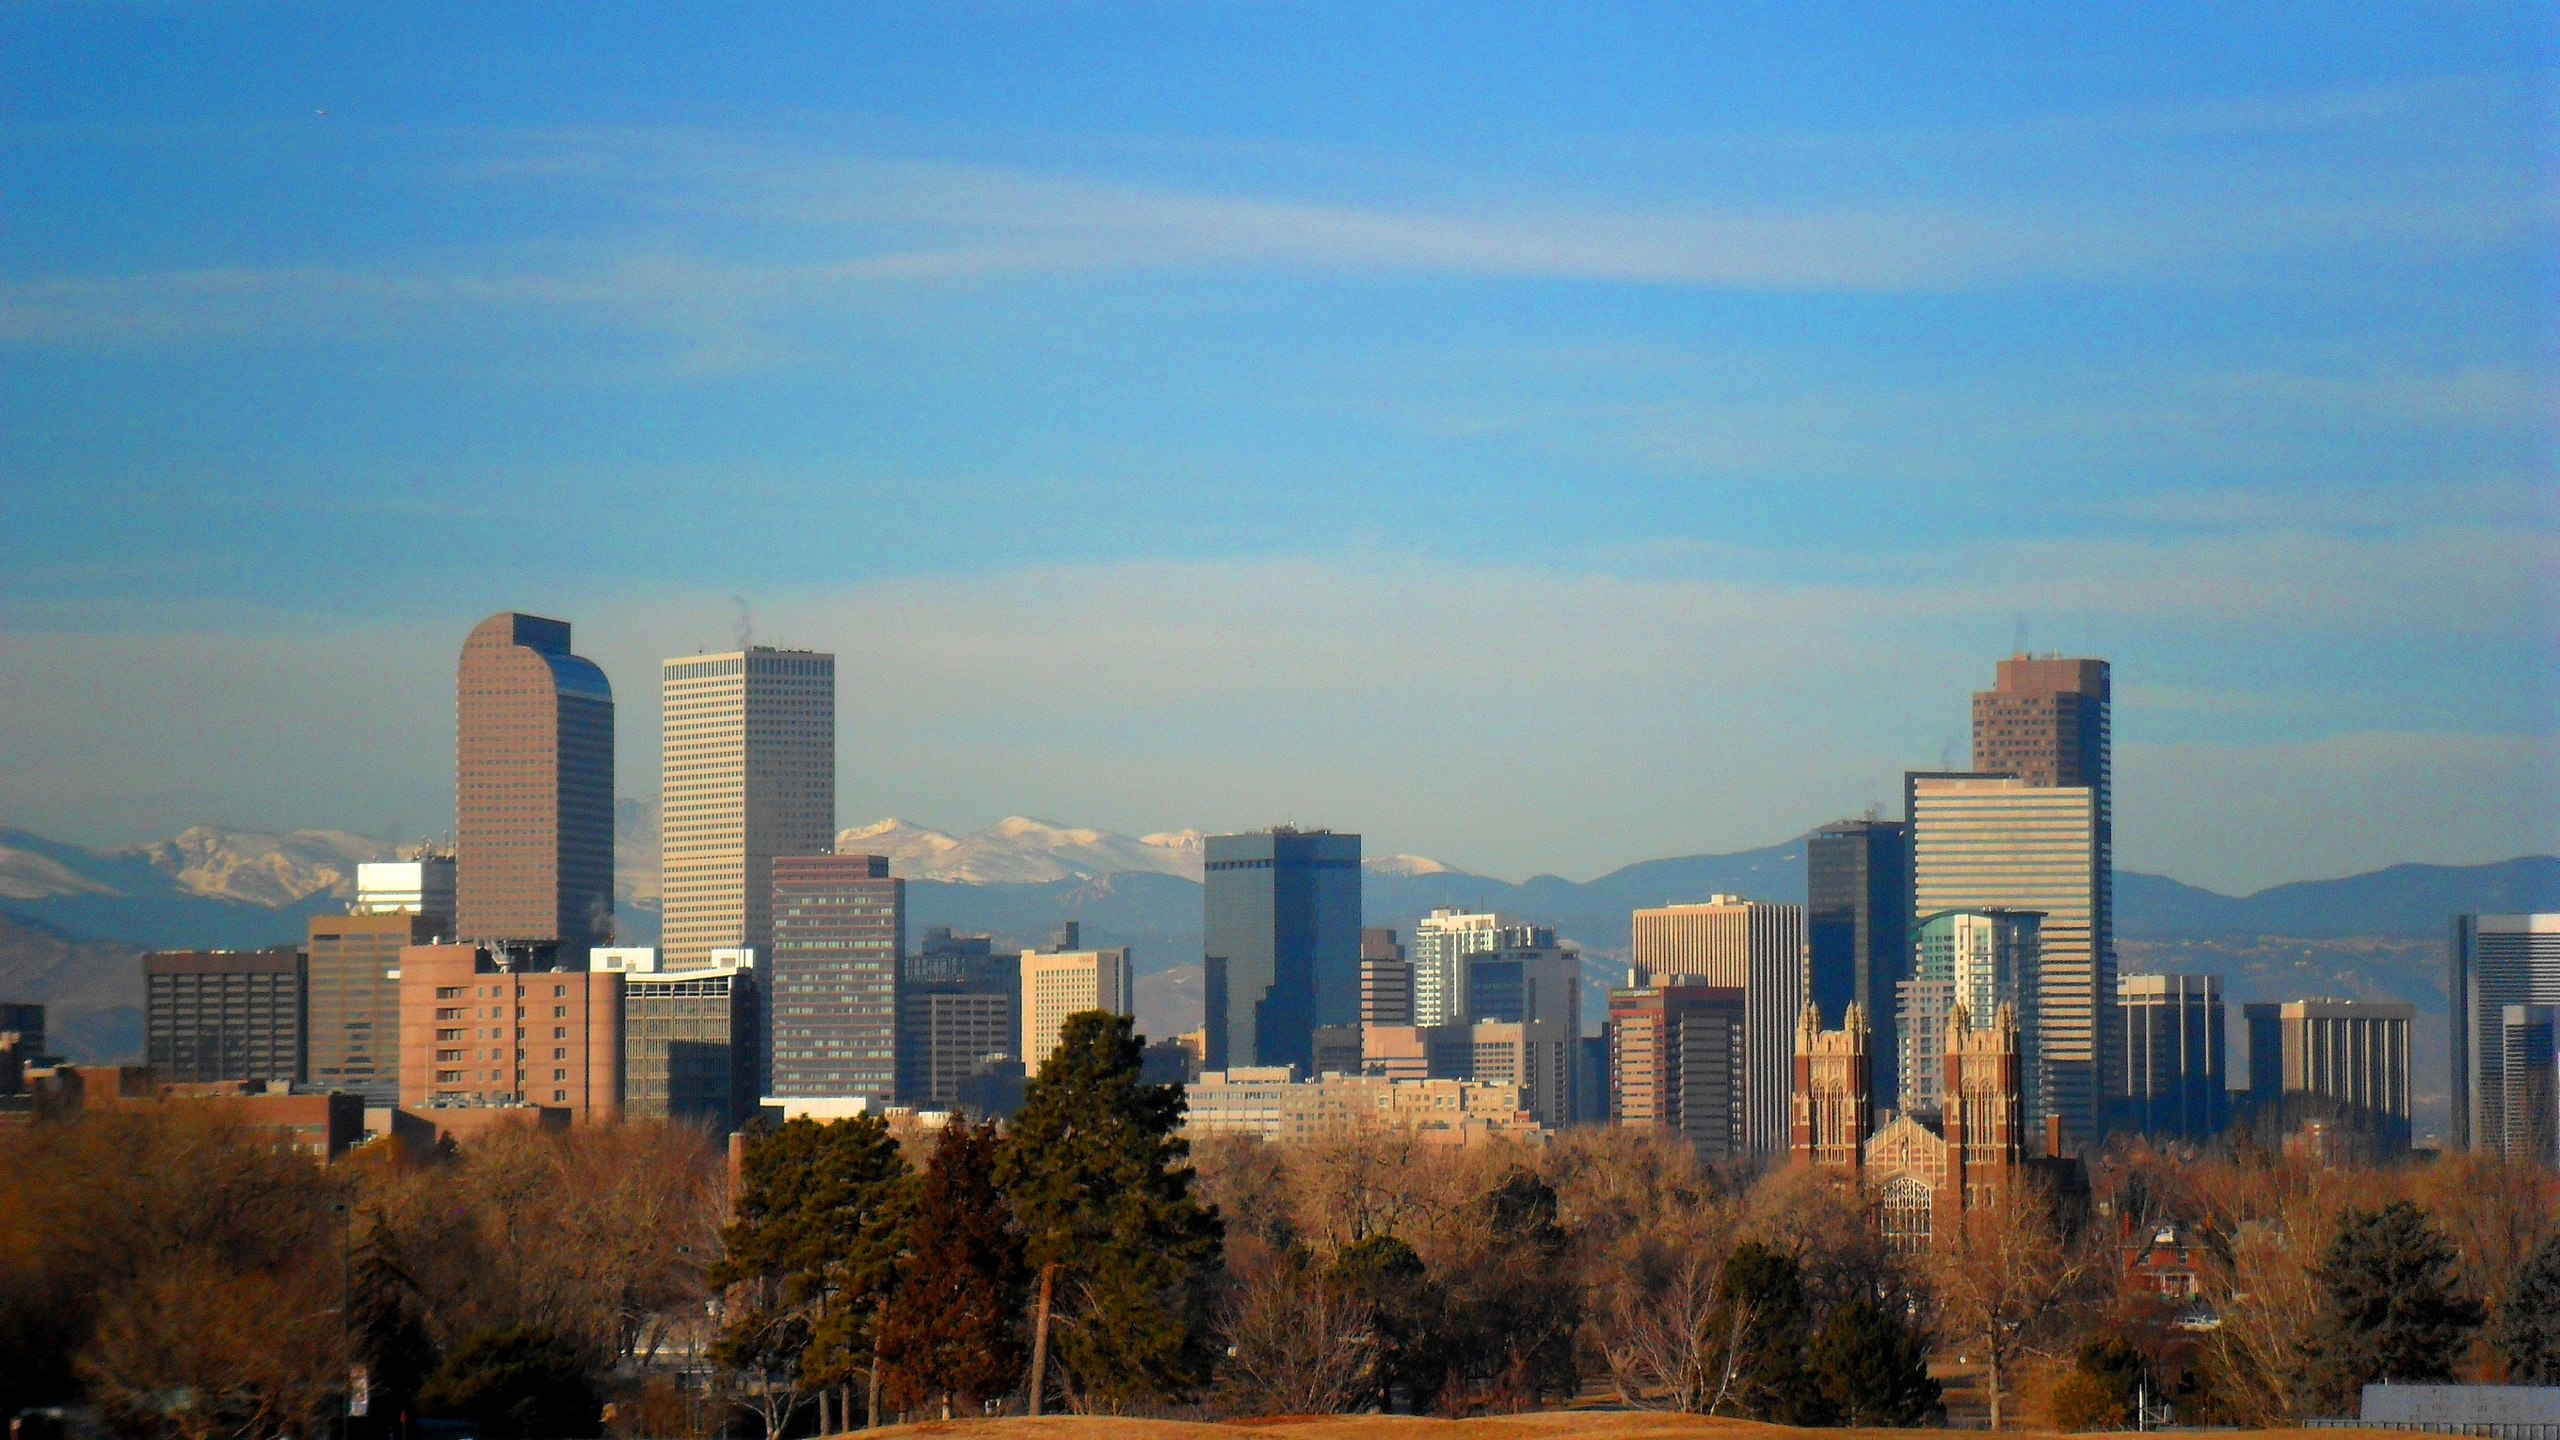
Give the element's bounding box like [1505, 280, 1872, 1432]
[456, 612, 616, 953]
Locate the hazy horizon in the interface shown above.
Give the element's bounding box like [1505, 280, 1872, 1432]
[4, 5, 2552, 893]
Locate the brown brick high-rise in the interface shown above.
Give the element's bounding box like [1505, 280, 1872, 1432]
[398, 943, 623, 1121]
[1972, 655, 2109, 789]
[456, 613, 615, 952]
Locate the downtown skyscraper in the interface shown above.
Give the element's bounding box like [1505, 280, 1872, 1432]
[1807, 818, 1909, 1111]
[1202, 827, 1360, 1075]
[456, 612, 616, 954]
[1903, 654, 2115, 1147]
[2449, 913, 2560, 1158]
[769, 853, 902, 1103]
[659, 647, 836, 968]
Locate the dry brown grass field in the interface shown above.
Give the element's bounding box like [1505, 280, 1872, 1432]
[857, 1417, 2411, 1440]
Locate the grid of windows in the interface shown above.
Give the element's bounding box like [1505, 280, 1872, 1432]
[769, 856, 901, 1100]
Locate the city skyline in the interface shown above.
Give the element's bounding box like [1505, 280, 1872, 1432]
[2, 4, 2550, 895]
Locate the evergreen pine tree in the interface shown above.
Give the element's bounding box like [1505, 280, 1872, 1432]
[347, 1216, 439, 1438]
[876, 1115, 1030, 1418]
[2491, 1234, 2560, 1384]
[996, 1011, 1224, 1411]
[1329, 1234, 1448, 1413]
[2300, 1199, 2486, 1405]
[708, 1117, 913, 1425]
[1711, 1240, 1829, 1424]
[1807, 1295, 1942, 1425]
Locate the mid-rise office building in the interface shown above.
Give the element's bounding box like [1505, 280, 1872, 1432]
[1183, 1067, 1538, 1144]
[144, 948, 306, 1086]
[604, 947, 761, 1131]
[770, 854, 901, 1104]
[1460, 1020, 1574, 1129]
[2449, 914, 2560, 1156]
[456, 613, 616, 953]
[1808, 818, 1910, 1110]
[1607, 982, 1747, 1161]
[659, 648, 836, 968]
[1202, 827, 1360, 1075]
[898, 928, 1020, 1108]
[2244, 998, 2413, 1158]
[1022, 931, 1134, 1073]
[355, 857, 456, 929]
[1909, 772, 2109, 1147]
[1630, 896, 1804, 1153]
[398, 943, 624, 1121]
[1359, 927, 1413, 1027]
[1899, 909, 2042, 1121]
[2117, 973, 2225, 1141]
[307, 911, 436, 1105]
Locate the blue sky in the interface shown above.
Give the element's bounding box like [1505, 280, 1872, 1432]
[2, 3, 2553, 890]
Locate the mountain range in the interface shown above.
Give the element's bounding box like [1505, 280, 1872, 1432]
[6, 812, 2555, 1102]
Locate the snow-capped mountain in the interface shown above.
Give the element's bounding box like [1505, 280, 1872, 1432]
[0, 825, 392, 907]
[836, 816, 1212, 883]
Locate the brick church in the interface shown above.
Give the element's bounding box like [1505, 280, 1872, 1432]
[1790, 1000, 2083, 1250]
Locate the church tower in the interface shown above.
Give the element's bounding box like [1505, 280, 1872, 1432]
[1792, 1001, 1872, 1173]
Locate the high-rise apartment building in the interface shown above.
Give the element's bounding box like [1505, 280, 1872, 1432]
[2449, 914, 2560, 1155]
[1807, 819, 1910, 1111]
[898, 929, 1020, 1108]
[1909, 772, 2109, 1147]
[1899, 909, 2042, 1121]
[1202, 828, 1360, 1074]
[659, 648, 836, 968]
[2244, 999, 2413, 1158]
[1630, 896, 1805, 1153]
[397, 943, 623, 1120]
[1410, 910, 1515, 1027]
[2118, 973, 2226, 1141]
[1607, 982, 1747, 1161]
[769, 854, 902, 1103]
[1359, 927, 1414, 1027]
[605, 948, 761, 1131]
[1022, 939, 1134, 1074]
[144, 948, 307, 1086]
[456, 613, 615, 953]
[307, 912, 435, 1104]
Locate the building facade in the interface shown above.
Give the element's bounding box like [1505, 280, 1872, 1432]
[2118, 973, 2225, 1141]
[2244, 998, 2413, 1159]
[1607, 982, 1747, 1161]
[1409, 909, 1520, 1027]
[1900, 908, 2042, 1122]
[397, 943, 624, 1121]
[2496, 1005, 2557, 1167]
[769, 854, 902, 1103]
[897, 929, 1020, 1107]
[1183, 1066, 1538, 1144]
[2449, 914, 2560, 1155]
[143, 947, 307, 1086]
[1793, 1000, 2039, 1251]
[1021, 941, 1134, 1073]
[616, 949, 760, 1131]
[1808, 818, 1911, 1110]
[456, 613, 616, 953]
[1359, 926, 1414, 1027]
[307, 911, 435, 1105]
[1630, 896, 1804, 1154]
[658, 648, 836, 968]
[355, 857, 455, 929]
[1202, 827, 1361, 1074]
[1909, 772, 2108, 1148]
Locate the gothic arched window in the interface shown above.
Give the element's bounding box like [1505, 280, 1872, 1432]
[1881, 1175, 1933, 1253]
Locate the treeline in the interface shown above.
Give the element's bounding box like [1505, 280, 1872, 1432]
[4, 1024, 2557, 1437]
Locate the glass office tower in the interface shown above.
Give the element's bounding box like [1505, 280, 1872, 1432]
[1201, 827, 1361, 1075]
